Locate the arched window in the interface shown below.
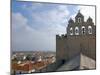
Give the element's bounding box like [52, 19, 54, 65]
[78, 17, 81, 23]
[75, 27, 79, 35]
[88, 26, 92, 34]
[70, 27, 73, 35]
[82, 26, 85, 34]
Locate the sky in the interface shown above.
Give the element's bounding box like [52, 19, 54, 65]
[11, 0, 95, 52]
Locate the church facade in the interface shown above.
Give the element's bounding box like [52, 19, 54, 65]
[56, 10, 96, 69]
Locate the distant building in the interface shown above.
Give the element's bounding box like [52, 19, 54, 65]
[12, 61, 35, 74]
[37, 56, 42, 62]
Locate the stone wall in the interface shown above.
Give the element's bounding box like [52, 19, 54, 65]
[56, 34, 96, 63]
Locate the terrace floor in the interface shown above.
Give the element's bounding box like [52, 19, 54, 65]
[56, 54, 96, 71]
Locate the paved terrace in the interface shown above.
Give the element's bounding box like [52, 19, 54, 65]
[56, 54, 80, 71]
[56, 54, 96, 71]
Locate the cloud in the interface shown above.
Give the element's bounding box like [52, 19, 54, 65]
[12, 4, 71, 51]
[12, 13, 28, 30]
[12, 12, 56, 51]
[32, 5, 69, 35]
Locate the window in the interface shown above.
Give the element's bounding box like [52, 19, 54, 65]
[70, 27, 73, 35]
[75, 27, 79, 35]
[78, 17, 81, 23]
[88, 26, 92, 34]
[82, 26, 85, 34]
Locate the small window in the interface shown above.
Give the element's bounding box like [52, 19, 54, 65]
[88, 26, 92, 34]
[78, 17, 81, 23]
[82, 26, 85, 34]
[70, 27, 73, 35]
[75, 27, 79, 35]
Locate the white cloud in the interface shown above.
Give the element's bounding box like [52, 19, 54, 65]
[12, 12, 56, 51]
[12, 4, 88, 52]
[70, 14, 76, 22]
[12, 13, 28, 30]
[32, 5, 69, 35]
[12, 4, 70, 51]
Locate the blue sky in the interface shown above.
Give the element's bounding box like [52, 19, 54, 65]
[11, 0, 95, 51]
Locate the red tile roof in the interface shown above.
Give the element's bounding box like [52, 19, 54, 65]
[12, 61, 34, 71]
